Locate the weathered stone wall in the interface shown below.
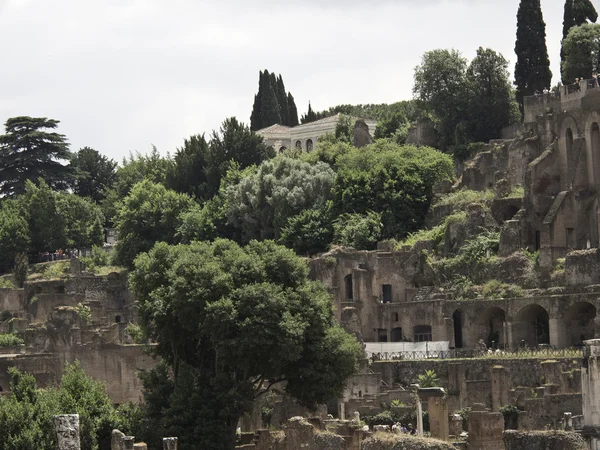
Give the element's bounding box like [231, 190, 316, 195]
[360, 434, 455, 450]
[503, 430, 587, 450]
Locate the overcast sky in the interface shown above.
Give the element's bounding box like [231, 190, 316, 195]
[0, 0, 595, 161]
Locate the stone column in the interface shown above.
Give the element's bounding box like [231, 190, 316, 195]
[582, 339, 600, 449]
[123, 437, 135, 450]
[491, 366, 508, 412]
[505, 320, 515, 350]
[467, 405, 504, 450]
[419, 387, 449, 441]
[448, 362, 467, 408]
[54, 414, 81, 450]
[112, 429, 126, 450]
[163, 437, 178, 450]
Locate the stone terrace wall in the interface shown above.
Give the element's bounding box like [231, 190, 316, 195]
[503, 430, 587, 450]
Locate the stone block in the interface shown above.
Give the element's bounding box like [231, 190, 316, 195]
[54, 414, 81, 450]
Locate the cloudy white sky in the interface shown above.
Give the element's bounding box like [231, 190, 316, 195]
[0, 0, 595, 161]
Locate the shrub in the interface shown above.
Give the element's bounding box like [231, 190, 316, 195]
[332, 211, 382, 250]
[481, 280, 523, 299]
[12, 253, 28, 288]
[75, 303, 92, 324]
[125, 323, 146, 344]
[434, 189, 495, 209]
[0, 332, 24, 347]
[417, 369, 439, 388]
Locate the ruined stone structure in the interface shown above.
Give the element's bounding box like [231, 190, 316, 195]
[256, 114, 377, 153]
[0, 261, 154, 403]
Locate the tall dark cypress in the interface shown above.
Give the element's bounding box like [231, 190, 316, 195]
[276, 75, 290, 126]
[259, 70, 281, 129]
[514, 0, 552, 115]
[250, 91, 261, 131]
[301, 102, 318, 124]
[287, 93, 299, 127]
[561, 0, 598, 81]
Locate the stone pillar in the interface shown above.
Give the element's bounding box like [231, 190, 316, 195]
[54, 414, 81, 450]
[491, 366, 508, 412]
[448, 362, 467, 408]
[450, 414, 463, 436]
[467, 405, 504, 450]
[123, 437, 135, 450]
[416, 394, 424, 437]
[550, 318, 568, 349]
[505, 321, 515, 350]
[163, 437, 178, 450]
[133, 445, 147, 450]
[582, 339, 600, 448]
[419, 388, 449, 441]
[541, 359, 561, 386]
[112, 429, 126, 450]
[339, 402, 346, 420]
[564, 412, 573, 431]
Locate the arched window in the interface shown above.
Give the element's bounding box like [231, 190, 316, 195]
[306, 139, 313, 152]
[279, 146, 287, 153]
[295, 140, 302, 150]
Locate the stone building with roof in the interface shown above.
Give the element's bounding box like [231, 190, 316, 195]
[256, 114, 378, 152]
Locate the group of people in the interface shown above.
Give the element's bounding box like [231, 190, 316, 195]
[391, 422, 417, 435]
[37, 248, 79, 263]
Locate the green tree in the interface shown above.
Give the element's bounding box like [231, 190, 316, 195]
[562, 0, 598, 81]
[130, 239, 362, 450]
[0, 202, 30, 272]
[562, 23, 600, 83]
[250, 70, 281, 130]
[0, 116, 74, 197]
[373, 112, 408, 140]
[514, 0, 552, 113]
[165, 134, 211, 200]
[113, 180, 194, 267]
[466, 48, 520, 143]
[413, 49, 468, 148]
[301, 102, 318, 124]
[279, 204, 334, 255]
[287, 92, 299, 127]
[19, 179, 66, 254]
[70, 147, 117, 203]
[56, 193, 105, 249]
[276, 75, 290, 126]
[333, 141, 453, 240]
[224, 156, 335, 242]
[208, 117, 271, 196]
[333, 211, 383, 251]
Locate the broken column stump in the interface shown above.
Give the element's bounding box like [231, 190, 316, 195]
[163, 437, 178, 450]
[54, 414, 81, 450]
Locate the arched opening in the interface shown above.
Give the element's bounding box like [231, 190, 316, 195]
[564, 302, 597, 347]
[391, 327, 402, 342]
[480, 307, 506, 348]
[306, 139, 313, 152]
[500, 205, 520, 223]
[414, 325, 432, 342]
[391, 312, 399, 322]
[279, 146, 287, 153]
[344, 274, 353, 300]
[566, 128, 574, 154]
[453, 310, 463, 348]
[295, 140, 302, 150]
[514, 304, 550, 347]
[592, 123, 600, 185]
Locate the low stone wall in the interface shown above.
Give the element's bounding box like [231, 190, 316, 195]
[503, 430, 587, 450]
[360, 433, 455, 450]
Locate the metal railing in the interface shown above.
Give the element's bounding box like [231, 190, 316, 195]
[369, 347, 583, 361]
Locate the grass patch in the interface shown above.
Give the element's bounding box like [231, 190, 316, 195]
[87, 265, 126, 276]
[434, 189, 495, 208]
[397, 212, 467, 249]
[481, 280, 523, 299]
[29, 261, 71, 280]
[0, 277, 15, 288]
[507, 185, 525, 198]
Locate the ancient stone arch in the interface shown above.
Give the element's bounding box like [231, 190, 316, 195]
[563, 301, 597, 347]
[480, 306, 506, 348]
[559, 115, 580, 190]
[514, 304, 550, 347]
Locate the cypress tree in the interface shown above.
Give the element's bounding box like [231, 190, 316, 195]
[514, 0, 552, 114]
[276, 75, 290, 126]
[301, 103, 318, 124]
[250, 92, 261, 131]
[561, 0, 598, 82]
[288, 93, 299, 127]
[250, 70, 281, 131]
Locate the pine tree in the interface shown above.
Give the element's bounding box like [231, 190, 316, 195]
[288, 93, 299, 127]
[514, 0, 552, 114]
[276, 75, 290, 126]
[301, 102, 318, 124]
[561, 0, 598, 82]
[0, 116, 74, 197]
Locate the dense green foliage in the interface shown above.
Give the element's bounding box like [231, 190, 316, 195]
[413, 48, 518, 150]
[0, 203, 30, 272]
[514, 0, 552, 113]
[301, 102, 318, 124]
[70, 147, 117, 203]
[333, 212, 382, 251]
[130, 239, 362, 450]
[279, 204, 334, 255]
[311, 101, 419, 123]
[224, 156, 335, 242]
[561, 0, 598, 82]
[561, 23, 600, 83]
[0, 362, 134, 450]
[250, 70, 298, 130]
[114, 180, 194, 267]
[333, 142, 454, 240]
[0, 117, 74, 197]
[165, 134, 211, 200]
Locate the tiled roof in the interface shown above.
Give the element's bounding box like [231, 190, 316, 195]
[255, 123, 291, 137]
